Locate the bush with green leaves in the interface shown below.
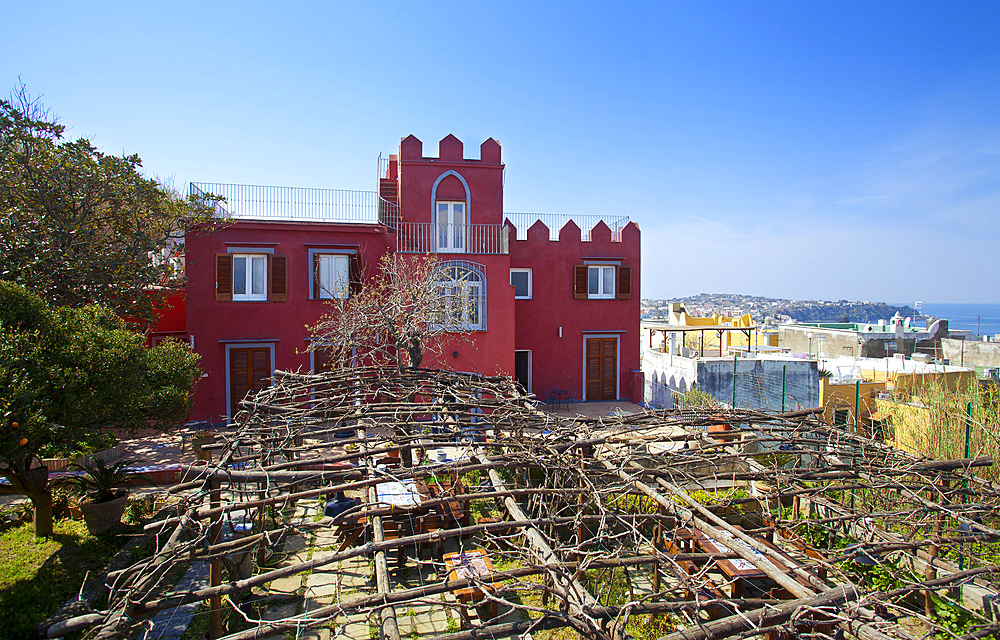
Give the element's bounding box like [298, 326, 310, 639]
[0, 282, 200, 535]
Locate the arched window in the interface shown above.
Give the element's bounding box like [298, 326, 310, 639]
[433, 261, 486, 331]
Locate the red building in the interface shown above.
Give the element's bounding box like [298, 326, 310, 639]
[177, 135, 640, 422]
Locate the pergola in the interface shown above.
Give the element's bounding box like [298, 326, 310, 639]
[50, 367, 1000, 640]
[646, 322, 758, 358]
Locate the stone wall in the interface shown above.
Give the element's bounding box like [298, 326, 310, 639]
[642, 349, 819, 411]
[942, 337, 1000, 368]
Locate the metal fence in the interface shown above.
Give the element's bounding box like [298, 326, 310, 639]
[190, 182, 381, 224]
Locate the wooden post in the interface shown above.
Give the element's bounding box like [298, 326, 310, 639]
[652, 507, 662, 596]
[209, 476, 223, 639]
[362, 428, 401, 640]
[256, 481, 266, 568]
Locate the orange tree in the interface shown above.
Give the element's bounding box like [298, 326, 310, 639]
[0, 282, 200, 536]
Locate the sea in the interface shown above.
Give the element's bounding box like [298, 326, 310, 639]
[893, 302, 1000, 339]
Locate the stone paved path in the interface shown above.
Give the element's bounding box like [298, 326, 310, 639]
[141, 562, 210, 640]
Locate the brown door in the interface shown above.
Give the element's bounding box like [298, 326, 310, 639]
[586, 338, 617, 401]
[229, 347, 271, 414]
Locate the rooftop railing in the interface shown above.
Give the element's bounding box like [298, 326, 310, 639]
[190, 182, 381, 224]
[504, 213, 631, 240]
[396, 222, 509, 255]
[189, 183, 630, 243]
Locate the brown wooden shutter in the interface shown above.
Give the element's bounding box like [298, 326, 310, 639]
[616, 266, 632, 300]
[311, 255, 320, 300]
[215, 254, 232, 302]
[349, 254, 362, 296]
[270, 255, 287, 302]
[573, 265, 588, 299]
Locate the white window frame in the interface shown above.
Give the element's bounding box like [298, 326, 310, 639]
[232, 253, 268, 302]
[588, 264, 616, 299]
[510, 268, 532, 299]
[436, 201, 467, 253]
[433, 262, 486, 331]
[313, 253, 350, 300]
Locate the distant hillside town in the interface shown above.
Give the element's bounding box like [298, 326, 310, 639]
[642, 293, 920, 326]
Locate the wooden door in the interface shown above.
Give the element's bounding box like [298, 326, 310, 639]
[229, 347, 271, 414]
[586, 338, 617, 401]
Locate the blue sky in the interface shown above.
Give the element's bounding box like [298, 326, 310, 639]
[3, 1, 999, 303]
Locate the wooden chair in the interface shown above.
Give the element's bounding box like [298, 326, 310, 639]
[335, 516, 368, 552]
[380, 517, 407, 569]
[418, 512, 446, 559]
[439, 498, 468, 530]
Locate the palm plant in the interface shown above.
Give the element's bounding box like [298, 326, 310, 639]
[64, 457, 139, 504]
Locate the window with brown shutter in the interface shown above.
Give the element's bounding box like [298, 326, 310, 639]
[311, 257, 321, 299]
[269, 255, 287, 302]
[616, 266, 632, 300]
[573, 265, 588, 299]
[215, 254, 232, 302]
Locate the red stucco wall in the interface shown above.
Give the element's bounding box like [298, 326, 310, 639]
[146, 290, 187, 339]
[397, 135, 504, 226]
[509, 220, 641, 403]
[181, 134, 639, 421]
[184, 221, 392, 422]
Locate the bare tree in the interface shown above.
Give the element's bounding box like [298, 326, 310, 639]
[310, 253, 476, 372]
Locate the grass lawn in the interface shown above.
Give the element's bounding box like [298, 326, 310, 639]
[0, 518, 122, 640]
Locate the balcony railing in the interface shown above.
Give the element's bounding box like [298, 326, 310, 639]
[396, 222, 510, 255]
[504, 213, 631, 241]
[190, 182, 381, 224]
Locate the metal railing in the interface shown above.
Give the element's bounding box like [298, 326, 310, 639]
[378, 196, 400, 229]
[396, 222, 510, 254]
[377, 153, 390, 182]
[504, 213, 631, 241]
[190, 182, 381, 224]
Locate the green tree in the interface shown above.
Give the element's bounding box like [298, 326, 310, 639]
[0, 83, 219, 324]
[0, 282, 200, 536]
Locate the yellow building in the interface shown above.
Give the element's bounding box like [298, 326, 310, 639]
[859, 367, 976, 395]
[819, 356, 982, 464]
[819, 377, 887, 429]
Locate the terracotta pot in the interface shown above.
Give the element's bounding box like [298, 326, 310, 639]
[192, 435, 215, 462]
[80, 493, 128, 535]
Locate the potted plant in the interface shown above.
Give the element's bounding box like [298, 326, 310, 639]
[62, 458, 139, 534]
[191, 429, 215, 461]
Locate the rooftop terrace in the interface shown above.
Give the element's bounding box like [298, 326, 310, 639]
[189, 181, 630, 242]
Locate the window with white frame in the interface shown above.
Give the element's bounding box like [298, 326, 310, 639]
[314, 253, 350, 299]
[510, 268, 532, 299]
[232, 253, 268, 301]
[436, 201, 466, 253]
[433, 262, 486, 330]
[588, 265, 615, 299]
